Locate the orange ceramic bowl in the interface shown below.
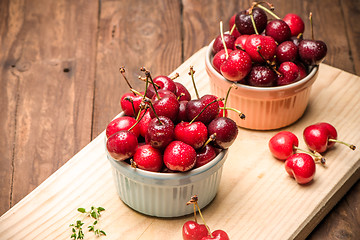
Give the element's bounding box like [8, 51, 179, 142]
[205, 39, 319, 130]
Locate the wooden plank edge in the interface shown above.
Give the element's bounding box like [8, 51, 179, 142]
[293, 158, 360, 240]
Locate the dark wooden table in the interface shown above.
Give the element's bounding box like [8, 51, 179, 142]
[1, 0, 359, 239]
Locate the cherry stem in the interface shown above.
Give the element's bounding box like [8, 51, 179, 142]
[143, 98, 163, 125]
[257, 46, 282, 76]
[230, 23, 237, 35]
[130, 159, 137, 169]
[186, 195, 212, 237]
[129, 107, 148, 131]
[223, 84, 237, 117]
[220, 21, 229, 59]
[141, 67, 161, 100]
[249, 11, 259, 35]
[139, 75, 160, 88]
[189, 98, 224, 124]
[177, 93, 185, 101]
[119, 67, 134, 91]
[253, 2, 280, 20]
[309, 12, 314, 40]
[328, 139, 356, 150]
[220, 107, 245, 119]
[202, 134, 216, 149]
[189, 66, 200, 99]
[293, 146, 326, 166]
[170, 72, 180, 80]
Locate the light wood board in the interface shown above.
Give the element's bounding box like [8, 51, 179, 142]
[0, 47, 359, 240]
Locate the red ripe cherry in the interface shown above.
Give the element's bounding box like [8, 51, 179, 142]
[212, 49, 233, 73]
[269, 131, 299, 160]
[145, 116, 174, 150]
[138, 109, 152, 138]
[174, 121, 208, 150]
[234, 35, 249, 50]
[186, 95, 220, 125]
[229, 14, 240, 38]
[207, 117, 238, 149]
[283, 13, 305, 37]
[152, 89, 177, 100]
[217, 100, 227, 118]
[133, 144, 163, 172]
[164, 141, 197, 172]
[298, 39, 327, 66]
[176, 100, 189, 123]
[175, 82, 192, 101]
[152, 75, 177, 93]
[195, 144, 217, 168]
[120, 92, 143, 117]
[244, 35, 277, 63]
[285, 153, 316, 184]
[235, 7, 267, 35]
[265, 19, 291, 44]
[106, 116, 140, 138]
[150, 96, 180, 122]
[106, 130, 138, 161]
[303, 122, 356, 153]
[182, 220, 209, 240]
[201, 230, 230, 240]
[275, 41, 299, 63]
[276, 61, 300, 86]
[247, 65, 277, 87]
[296, 61, 308, 80]
[220, 49, 252, 82]
[212, 34, 235, 54]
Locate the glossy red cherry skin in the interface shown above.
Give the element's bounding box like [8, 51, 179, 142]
[201, 230, 230, 240]
[265, 19, 291, 43]
[285, 153, 316, 184]
[195, 144, 217, 168]
[174, 121, 208, 150]
[213, 49, 233, 73]
[244, 35, 277, 63]
[145, 116, 174, 150]
[175, 82, 192, 101]
[283, 13, 305, 37]
[220, 49, 252, 82]
[133, 144, 163, 172]
[164, 141, 196, 172]
[229, 14, 240, 38]
[303, 122, 337, 153]
[150, 96, 180, 122]
[182, 220, 209, 240]
[212, 34, 236, 54]
[120, 92, 143, 117]
[106, 116, 140, 138]
[269, 131, 299, 160]
[106, 130, 138, 161]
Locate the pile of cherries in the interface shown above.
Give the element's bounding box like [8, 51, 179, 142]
[269, 122, 356, 184]
[212, 1, 327, 87]
[106, 66, 242, 173]
[182, 195, 229, 240]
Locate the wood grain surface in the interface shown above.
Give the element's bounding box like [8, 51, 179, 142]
[1, 0, 359, 239]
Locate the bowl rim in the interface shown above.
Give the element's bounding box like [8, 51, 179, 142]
[205, 38, 319, 92]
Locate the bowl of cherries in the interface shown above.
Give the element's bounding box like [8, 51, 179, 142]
[105, 67, 239, 217]
[205, 2, 327, 130]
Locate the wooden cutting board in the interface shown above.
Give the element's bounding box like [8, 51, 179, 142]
[0, 47, 359, 240]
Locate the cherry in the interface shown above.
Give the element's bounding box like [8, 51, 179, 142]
[212, 49, 233, 73]
[133, 144, 163, 172]
[164, 141, 196, 172]
[291, 34, 303, 47]
[303, 122, 356, 153]
[220, 49, 252, 82]
[235, 7, 267, 35]
[265, 19, 291, 43]
[152, 89, 177, 100]
[152, 75, 177, 93]
[149, 95, 180, 122]
[201, 230, 230, 240]
[229, 14, 240, 38]
[298, 12, 327, 66]
[275, 41, 299, 63]
[269, 131, 299, 160]
[195, 144, 217, 168]
[138, 108, 152, 138]
[285, 153, 316, 184]
[276, 61, 300, 86]
[247, 65, 277, 87]
[174, 121, 208, 150]
[145, 116, 174, 150]
[177, 100, 189, 123]
[234, 35, 249, 50]
[175, 82, 192, 101]
[212, 33, 235, 54]
[283, 13, 305, 37]
[208, 117, 238, 149]
[105, 116, 140, 138]
[244, 34, 277, 63]
[298, 39, 327, 65]
[183, 221, 209, 240]
[186, 95, 220, 125]
[106, 130, 138, 161]
[120, 92, 143, 117]
[296, 61, 308, 80]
